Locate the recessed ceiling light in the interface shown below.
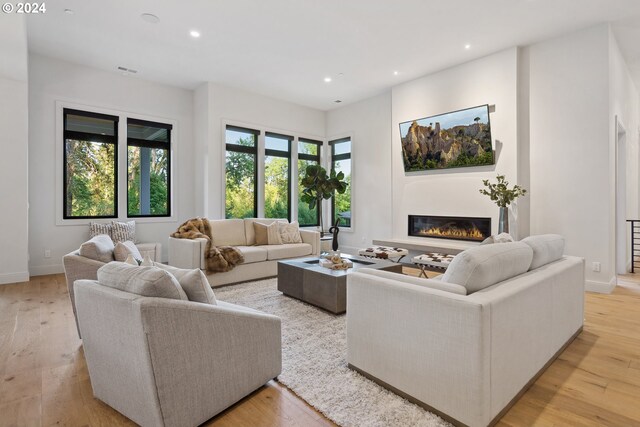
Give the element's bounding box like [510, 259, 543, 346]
[334, 100, 342, 103]
[140, 13, 160, 23]
[64, 8, 74, 14]
[393, 71, 399, 76]
[190, 30, 201, 38]
[464, 44, 471, 50]
[324, 77, 332, 83]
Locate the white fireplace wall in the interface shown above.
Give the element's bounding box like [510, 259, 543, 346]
[391, 48, 520, 242]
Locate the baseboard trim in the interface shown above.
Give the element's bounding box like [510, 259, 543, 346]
[349, 326, 583, 427]
[29, 264, 64, 277]
[585, 278, 616, 294]
[0, 271, 30, 285]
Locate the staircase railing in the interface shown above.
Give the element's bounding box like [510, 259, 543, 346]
[626, 220, 640, 273]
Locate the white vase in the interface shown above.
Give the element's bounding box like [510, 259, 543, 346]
[140, 254, 153, 266]
[124, 254, 138, 266]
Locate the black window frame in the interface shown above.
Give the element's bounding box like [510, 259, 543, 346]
[330, 137, 352, 227]
[297, 137, 322, 227]
[63, 108, 119, 220]
[264, 132, 293, 221]
[126, 118, 173, 218]
[225, 125, 259, 218]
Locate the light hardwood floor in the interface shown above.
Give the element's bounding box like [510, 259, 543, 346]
[0, 271, 639, 427]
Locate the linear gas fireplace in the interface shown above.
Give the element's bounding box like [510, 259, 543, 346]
[408, 215, 491, 242]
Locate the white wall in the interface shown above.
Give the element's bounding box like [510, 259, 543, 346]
[203, 83, 326, 219]
[326, 92, 393, 252]
[391, 48, 520, 242]
[609, 28, 640, 275]
[194, 83, 212, 217]
[28, 54, 196, 274]
[527, 25, 613, 290]
[0, 15, 29, 284]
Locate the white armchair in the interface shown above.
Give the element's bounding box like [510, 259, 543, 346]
[63, 242, 161, 337]
[74, 279, 281, 427]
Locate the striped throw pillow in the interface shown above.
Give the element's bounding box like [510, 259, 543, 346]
[89, 222, 112, 239]
[111, 220, 136, 243]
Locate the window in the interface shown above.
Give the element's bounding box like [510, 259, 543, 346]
[225, 126, 258, 219]
[264, 132, 292, 219]
[297, 138, 322, 226]
[330, 137, 352, 228]
[63, 109, 118, 219]
[127, 119, 172, 217]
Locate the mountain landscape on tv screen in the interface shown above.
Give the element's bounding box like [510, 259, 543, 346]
[400, 106, 493, 171]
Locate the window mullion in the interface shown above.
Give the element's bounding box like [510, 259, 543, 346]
[257, 132, 265, 218]
[292, 137, 299, 224]
[118, 116, 127, 219]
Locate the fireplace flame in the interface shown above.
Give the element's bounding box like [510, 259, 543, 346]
[420, 223, 485, 240]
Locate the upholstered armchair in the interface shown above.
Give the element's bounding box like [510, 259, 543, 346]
[74, 279, 281, 427]
[63, 242, 161, 337]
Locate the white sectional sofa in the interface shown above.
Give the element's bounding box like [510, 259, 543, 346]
[346, 235, 584, 427]
[168, 218, 321, 287]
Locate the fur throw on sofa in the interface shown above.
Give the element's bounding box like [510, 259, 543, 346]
[171, 218, 244, 273]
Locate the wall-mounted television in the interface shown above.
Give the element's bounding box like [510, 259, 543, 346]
[399, 104, 493, 172]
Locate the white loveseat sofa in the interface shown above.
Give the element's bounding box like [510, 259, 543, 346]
[168, 218, 321, 286]
[346, 235, 584, 427]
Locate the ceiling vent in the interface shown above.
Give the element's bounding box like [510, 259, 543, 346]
[117, 66, 138, 74]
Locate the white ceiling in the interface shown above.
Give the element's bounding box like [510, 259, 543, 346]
[26, 0, 640, 111]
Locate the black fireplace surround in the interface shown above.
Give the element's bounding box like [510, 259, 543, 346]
[408, 215, 491, 242]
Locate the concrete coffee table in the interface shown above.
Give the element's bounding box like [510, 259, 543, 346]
[277, 254, 402, 314]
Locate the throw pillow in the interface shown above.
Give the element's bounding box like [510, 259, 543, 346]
[114, 240, 143, 263]
[278, 221, 303, 244]
[154, 263, 217, 305]
[79, 234, 115, 263]
[97, 262, 188, 300]
[480, 233, 514, 245]
[494, 232, 514, 243]
[89, 222, 112, 238]
[480, 235, 495, 245]
[441, 242, 533, 293]
[254, 222, 269, 245]
[266, 222, 283, 245]
[111, 220, 136, 243]
[521, 234, 565, 270]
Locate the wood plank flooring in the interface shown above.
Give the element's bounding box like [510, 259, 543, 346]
[0, 271, 639, 427]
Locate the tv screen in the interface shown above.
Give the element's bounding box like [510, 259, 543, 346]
[399, 104, 493, 172]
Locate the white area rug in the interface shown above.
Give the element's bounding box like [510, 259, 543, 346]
[215, 278, 451, 427]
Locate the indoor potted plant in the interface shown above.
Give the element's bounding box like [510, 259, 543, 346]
[301, 165, 348, 236]
[479, 175, 527, 234]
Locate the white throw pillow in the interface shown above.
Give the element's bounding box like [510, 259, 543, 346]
[89, 222, 112, 239]
[154, 263, 217, 305]
[111, 220, 136, 243]
[97, 262, 187, 300]
[494, 233, 514, 243]
[114, 240, 143, 263]
[441, 242, 533, 293]
[521, 234, 565, 270]
[480, 233, 514, 245]
[79, 234, 115, 263]
[266, 222, 283, 245]
[278, 221, 303, 244]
